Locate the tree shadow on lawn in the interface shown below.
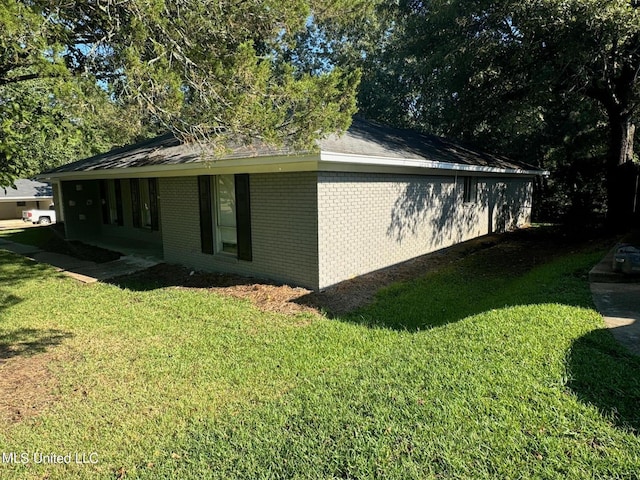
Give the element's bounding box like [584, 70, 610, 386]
[338, 240, 604, 332]
[0, 250, 60, 287]
[0, 251, 65, 318]
[0, 291, 22, 315]
[0, 252, 73, 360]
[333, 233, 640, 435]
[0, 328, 72, 362]
[567, 328, 640, 433]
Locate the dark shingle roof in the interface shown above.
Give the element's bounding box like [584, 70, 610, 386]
[323, 119, 539, 171]
[0, 179, 53, 200]
[43, 119, 542, 175]
[44, 132, 297, 174]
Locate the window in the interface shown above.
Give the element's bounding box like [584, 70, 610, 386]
[99, 179, 123, 226]
[463, 177, 478, 204]
[16, 201, 26, 207]
[215, 175, 237, 254]
[130, 178, 159, 230]
[139, 179, 152, 228]
[107, 182, 118, 223]
[198, 174, 252, 260]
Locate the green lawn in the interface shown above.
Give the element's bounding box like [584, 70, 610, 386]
[0, 224, 72, 250]
[0, 226, 120, 262]
[0, 235, 639, 479]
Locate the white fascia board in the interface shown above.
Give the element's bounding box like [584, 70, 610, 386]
[36, 154, 321, 182]
[0, 196, 53, 202]
[35, 149, 549, 182]
[320, 151, 548, 176]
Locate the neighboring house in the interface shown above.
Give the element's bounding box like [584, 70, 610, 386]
[38, 119, 546, 290]
[0, 179, 54, 220]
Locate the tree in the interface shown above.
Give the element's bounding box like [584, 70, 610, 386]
[0, 76, 153, 187]
[314, 0, 639, 227]
[0, 0, 362, 187]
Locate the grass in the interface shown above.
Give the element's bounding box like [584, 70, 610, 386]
[0, 223, 69, 249]
[0, 225, 120, 262]
[0, 232, 639, 479]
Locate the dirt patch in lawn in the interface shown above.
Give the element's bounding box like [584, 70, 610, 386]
[110, 226, 616, 317]
[0, 352, 62, 424]
[0, 329, 72, 425]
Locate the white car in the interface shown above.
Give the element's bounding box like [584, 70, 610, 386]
[22, 206, 56, 225]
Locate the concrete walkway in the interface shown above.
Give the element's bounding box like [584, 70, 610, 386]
[590, 244, 640, 356]
[0, 238, 158, 283]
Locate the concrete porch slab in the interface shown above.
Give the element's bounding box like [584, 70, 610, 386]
[1, 239, 159, 284]
[80, 235, 163, 262]
[73, 256, 160, 281]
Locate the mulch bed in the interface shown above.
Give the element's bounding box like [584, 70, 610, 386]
[110, 226, 614, 316]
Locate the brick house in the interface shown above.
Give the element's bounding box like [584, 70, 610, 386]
[38, 119, 545, 290]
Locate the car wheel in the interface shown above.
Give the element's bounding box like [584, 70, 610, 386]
[38, 217, 51, 225]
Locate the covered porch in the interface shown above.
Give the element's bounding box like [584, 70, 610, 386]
[55, 178, 164, 262]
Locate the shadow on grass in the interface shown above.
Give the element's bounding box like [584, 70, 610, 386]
[0, 251, 59, 287]
[339, 245, 604, 332]
[567, 328, 640, 433]
[0, 224, 121, 263]
[0, 252, 63, 320]
[0, 328, 72, 361]
[0, 252, 73, 362]
[0, 292, 23, 315]
[107, 263, 263, 292]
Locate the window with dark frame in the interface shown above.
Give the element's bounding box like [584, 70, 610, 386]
[139, 179, 153, 229]
[463, 176, 478, 204]
[215, 175, 238, 255]
[99, 179, 124, 226]
[198, 174, 252, 261]
[131, 178, 159, 231]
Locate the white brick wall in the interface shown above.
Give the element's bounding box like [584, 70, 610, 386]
[158, 172, 532, 291]
[317, 172, 532, 289]
[159, 173, 319, 289]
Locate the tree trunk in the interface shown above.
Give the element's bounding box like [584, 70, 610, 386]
[606, 114, 637, 230]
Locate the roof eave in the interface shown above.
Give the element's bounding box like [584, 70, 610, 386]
[319, 151, 548, 176]
[35, 153, 322, 181]
[35, 150, 549, 181]
[0, 196, 53, 202]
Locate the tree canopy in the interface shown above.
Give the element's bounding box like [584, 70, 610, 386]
[3, 0, 639, 226]
[0, 0, 361, 187]
[0, 76, 146, 188]
[299, 0, 640, 225]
